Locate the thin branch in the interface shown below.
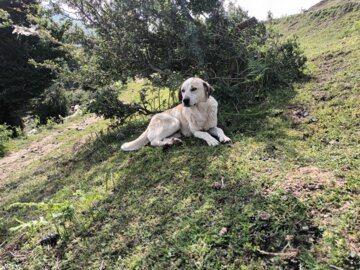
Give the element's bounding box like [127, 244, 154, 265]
[257, 248, 298, 259]
[327, 265, 344, 270]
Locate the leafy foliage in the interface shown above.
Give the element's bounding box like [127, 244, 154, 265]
[88, 85, 146, 124]
[0, 0, 105, 128]
[9, 201, 75, 237]
[34, 84, 69, 124]
[56, 0, 306, 121]
[0, 0, 66, 127]
[66, 88, 93, 107]
[0, 124, 12, 156]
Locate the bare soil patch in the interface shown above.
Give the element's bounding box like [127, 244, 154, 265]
[0, 116, 99, 181]
[274, 166, 345, 200]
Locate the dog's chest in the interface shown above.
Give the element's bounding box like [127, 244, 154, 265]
[183, 103, 217, 131]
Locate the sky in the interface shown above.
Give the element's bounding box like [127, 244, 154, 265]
[230, 0, 322, 20]
[43, 0, 323, 21]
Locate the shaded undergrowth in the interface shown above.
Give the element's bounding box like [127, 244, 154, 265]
[1, 119, 320, 269]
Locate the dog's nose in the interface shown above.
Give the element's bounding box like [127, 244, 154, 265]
[183, 98, 190, 106]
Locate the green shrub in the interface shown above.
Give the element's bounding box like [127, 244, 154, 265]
[0, 124, 12, 157]
[62, 1, 307, 121]
[9, 201, 75, 237]
[66, 88, 93, 108]
[88, 85, 143, 124]
[0, 0, 68, 127]
[34, 84, 69, 124]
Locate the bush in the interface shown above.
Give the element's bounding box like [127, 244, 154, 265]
[34, 84, 69, 124]
[243, 36, 306, 90]
[88, 86, 143, 124]
[0, 0, 68, 127]
[62, 1, 307, 121]
[0, 124, 12, 157]
[66, 88, 93, 108]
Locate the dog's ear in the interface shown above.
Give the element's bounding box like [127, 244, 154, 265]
[178, 85, 183, 102]
[203, 81, 215, 98]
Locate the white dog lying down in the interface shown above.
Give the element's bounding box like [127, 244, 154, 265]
[121, 77, 231, 151]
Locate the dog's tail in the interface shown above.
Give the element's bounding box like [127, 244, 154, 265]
[121, 129, 149, 151]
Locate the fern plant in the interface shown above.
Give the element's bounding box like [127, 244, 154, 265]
[9, 201, 75, 238]
[8, 190, 105, 242]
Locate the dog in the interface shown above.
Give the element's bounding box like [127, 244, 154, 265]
[121, 77, 231, 151]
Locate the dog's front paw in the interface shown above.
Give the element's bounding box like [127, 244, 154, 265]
[207, 137, 220, 146]
[220, 136, 231, 144]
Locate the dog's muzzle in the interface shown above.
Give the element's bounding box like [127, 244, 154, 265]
[183, 98, 190, 107]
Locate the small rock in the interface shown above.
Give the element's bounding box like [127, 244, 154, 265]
[294, 109, 309, 118]
[212, 176, 225, 190]
[212, 182, 222, 189]
[219, 227, 228, 236]
[308, 118, 319, 124]
[328, 139, 339, 145]
[274, 111, 283, 117]
[72, 141, 85, 152]
[258, 211, 271, 221]
[301, 226, 309, 231]
[27, 128, 38, 135]
[303, 111, 309, 117]
[319, 95, 333, 101]
[325, 53, 333, 60]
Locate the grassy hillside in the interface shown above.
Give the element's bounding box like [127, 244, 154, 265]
[1, 1, 359, 269]
[308, 0, 360, 12]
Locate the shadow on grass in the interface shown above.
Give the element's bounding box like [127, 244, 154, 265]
[61, 124, 318, 269]
[1, 84, 323, 269]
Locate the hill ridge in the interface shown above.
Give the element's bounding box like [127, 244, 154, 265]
[308, 0, 360, 11]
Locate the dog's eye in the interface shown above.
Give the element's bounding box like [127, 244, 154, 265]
[181, 89, 185, 93]
[191, 87, 197, 92]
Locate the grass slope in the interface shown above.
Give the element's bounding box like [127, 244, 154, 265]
[308, 0, 360, 12]
[1, 2, 359, 269]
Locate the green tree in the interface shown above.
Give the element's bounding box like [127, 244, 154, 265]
[0, 0, 67, 128]
[58, 0, 306, 120]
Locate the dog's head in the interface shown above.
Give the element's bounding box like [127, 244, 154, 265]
[178, 77, 214, 107]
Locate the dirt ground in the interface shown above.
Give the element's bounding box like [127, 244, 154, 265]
[0, 116, 99, 181]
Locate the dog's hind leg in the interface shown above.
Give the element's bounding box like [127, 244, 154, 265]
[168, 132, 181, 139]
[147, 115, 181, 147]
[151, 137, 182, 146]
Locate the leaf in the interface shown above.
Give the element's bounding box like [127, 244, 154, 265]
[9, 217, 48, 232]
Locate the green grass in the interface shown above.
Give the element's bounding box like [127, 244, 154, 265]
[118, 79, 174, 112]
[308, 0, 360, 12]
[1, 1, 360, 269]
